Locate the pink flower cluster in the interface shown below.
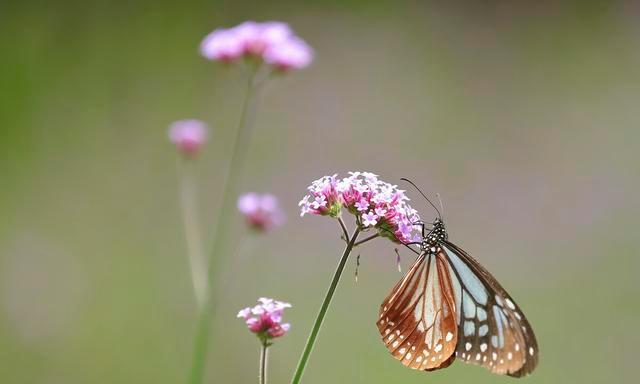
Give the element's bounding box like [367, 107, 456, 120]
[237, 298, 291, 340]
[299, 172, 421, 243]
[237, 193, 285, 232]
[200, 21, 313, 71]
[168, 119, 208, 157]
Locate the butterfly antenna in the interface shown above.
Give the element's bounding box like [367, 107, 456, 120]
[355, 254, 361, 283]
[400, 178, 442, 219]
[394, 248, 402, 273]
[436, 193, 445, 220]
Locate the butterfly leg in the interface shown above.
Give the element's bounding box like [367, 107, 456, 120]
[411, 220, 427, 237]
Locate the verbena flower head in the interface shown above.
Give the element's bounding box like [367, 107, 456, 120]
[237, 298, 291, 341]
[263, 36, 313, 71]
[200, 21, 313, 71]
[168, 119, 208, 157]
[299, 172, 421, 243]
[237, 193, 285, 232]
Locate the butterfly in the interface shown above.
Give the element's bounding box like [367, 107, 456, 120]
[376, 180, 538, 377]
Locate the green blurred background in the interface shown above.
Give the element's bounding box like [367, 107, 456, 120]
[1, 0, 639, 383]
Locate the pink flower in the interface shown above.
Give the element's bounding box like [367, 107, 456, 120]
[237, 193, 285, 232]
[355, 199, 370, 212]
[200, 28, 245, 62]
[238, 298, 291, 340]
[200, 21, 313, 71]
[263, 36, 314, 71]
[361, 211, 378, 227]
[168, 119, 208, 157]
[299, 174, 343, 217]
[299, 172, 421, 243]
[237, 21, 292, 56]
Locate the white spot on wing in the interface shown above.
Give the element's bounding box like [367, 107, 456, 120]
[505, 298, 516, 310]
[445, 331, 453, 342]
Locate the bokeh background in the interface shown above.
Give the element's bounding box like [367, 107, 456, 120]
[1, 0, 639, 383]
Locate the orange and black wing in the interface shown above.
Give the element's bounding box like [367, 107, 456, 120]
[377, 251, 459, 371]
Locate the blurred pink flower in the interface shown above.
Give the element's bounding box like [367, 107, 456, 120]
[237, 193, 285, 232]
[299, 172, 421, 244]
[200, 21, 313, 71]
[263, 37, 314, 71]
[199, 28, 245, 62]
[237, 298, 291, 340]
[168, 119, 208, 157]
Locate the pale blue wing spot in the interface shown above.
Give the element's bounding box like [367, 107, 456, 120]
[477, 307, 487, 321]
[493, 305, 505, 348]
[444, 246, 488, 305]
[463, 291, 476, 319]
[464, 321, 475, 336]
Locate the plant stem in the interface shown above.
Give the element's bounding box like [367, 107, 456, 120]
[337, 217, 349, 242]
[290, 226, 361, 384]
[179, 159, 208, 309]
[353, 233, 380, 247]
[259, 342, 269, 384]
[188, 69, 262, 384]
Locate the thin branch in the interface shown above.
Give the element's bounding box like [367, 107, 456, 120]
[337, 217, 349, 243]
[290, 226, 361, 384]
[353, 233, 380, 247]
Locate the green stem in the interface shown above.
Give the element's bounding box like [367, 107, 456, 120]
[259, 342, 269, 384]
[290, 226, 361, 384]
[353, 233, 380, 247]
[179, 159, 208, 309]
[337, 217, 349, 242]
[188, 69, 262, 384]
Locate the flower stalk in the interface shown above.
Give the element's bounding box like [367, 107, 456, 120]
[290, 224, 361, 384]
[260, 341, 269, 384]
[179, 159, 209, 309]
[188, 69, 262, 384]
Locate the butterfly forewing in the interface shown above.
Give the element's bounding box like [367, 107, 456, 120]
[442, 242, 539, 377]
[377, 252, 458, 371]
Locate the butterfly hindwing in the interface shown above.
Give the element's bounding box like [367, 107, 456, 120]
[441, 241, 539, 377]
[377, 252, 458, 371]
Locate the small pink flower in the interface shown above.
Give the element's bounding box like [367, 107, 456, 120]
[168, 119, 208, 157]
[237, 21, 292, 56]
[263, 37, 314, 71]
[200, 21, 313, 71]
[355, 199, 370, 212]
[300, 172, 421, 244]
[238, 298, 291, 341]
[237, 193, 285, 232]
[362, 211, 378, 227]
[200, 28, 245, 62]
[298, 174, 342, 217]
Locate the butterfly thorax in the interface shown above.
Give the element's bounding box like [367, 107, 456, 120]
[421, 218, 448, 255]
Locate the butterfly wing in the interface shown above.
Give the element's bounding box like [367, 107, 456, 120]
[377, 252, 458, 371]
[441, 241, 539, 377]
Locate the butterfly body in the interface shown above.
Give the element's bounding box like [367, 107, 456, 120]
[377, 217, 538, 377]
